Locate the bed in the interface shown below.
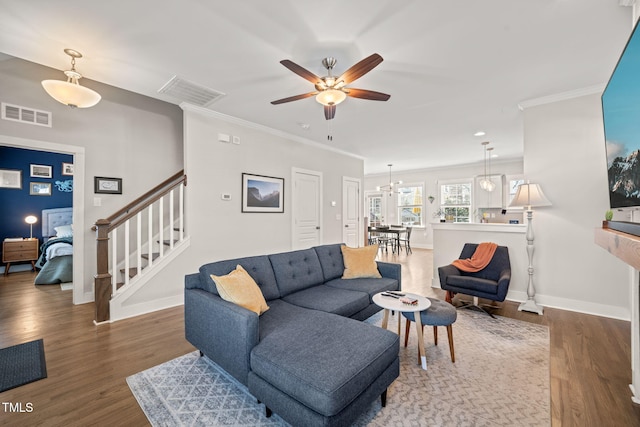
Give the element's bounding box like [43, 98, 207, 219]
[34, 207, 73, 285]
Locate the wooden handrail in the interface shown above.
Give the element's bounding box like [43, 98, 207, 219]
[92, 170, 186, 323]
[92, 170, 186, 231]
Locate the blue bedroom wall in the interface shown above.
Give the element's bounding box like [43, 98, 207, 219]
[0, 146, 73, 247]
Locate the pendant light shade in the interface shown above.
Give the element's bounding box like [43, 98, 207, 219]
[479, 141, 496, 192]
[42, 49, 101, 108]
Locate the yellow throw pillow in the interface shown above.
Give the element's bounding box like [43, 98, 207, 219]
[211, 265, 269, 315]
[341, 245, 382, 279]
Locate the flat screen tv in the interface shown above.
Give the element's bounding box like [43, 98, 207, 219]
[602, 19, 640, 209]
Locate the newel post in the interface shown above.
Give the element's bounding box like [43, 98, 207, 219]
[94, 219, 112, 323]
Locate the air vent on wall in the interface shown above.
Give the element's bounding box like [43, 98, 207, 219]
[1, 102, 52, 127]
[157, 76, 225, 108]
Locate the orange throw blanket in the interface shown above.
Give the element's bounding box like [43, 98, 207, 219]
[452, 242, 498, 272]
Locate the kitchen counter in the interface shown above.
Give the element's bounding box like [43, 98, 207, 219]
[431, 222, 526, 233]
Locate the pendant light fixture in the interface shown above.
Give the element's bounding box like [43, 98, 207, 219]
[42, 49, 101, 108]
[479, 141, 496, 192]
[376, 164, 403, 195]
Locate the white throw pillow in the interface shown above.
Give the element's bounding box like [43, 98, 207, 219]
[55, 224, 73, 237]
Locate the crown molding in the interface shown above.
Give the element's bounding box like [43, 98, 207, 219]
[517, 83, 606, 110]
[179, 103, 365, 160]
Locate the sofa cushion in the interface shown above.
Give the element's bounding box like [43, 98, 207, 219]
[341, 245, 382, 279]
[251, 309, 399, 416]
[211, 265, 270, 315]
[269, 248, 324, 297]
[199, 255, 280, 301]
[282, 285, 370, 317]
[325, 277, 398, 300]
[313, 243, 345, 282]
[447, 275, 498, 295]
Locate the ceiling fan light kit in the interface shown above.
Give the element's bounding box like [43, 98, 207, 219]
[315, 89, 346, 106]
[271, 53, 390, 121]
[41, 49, 101, 108]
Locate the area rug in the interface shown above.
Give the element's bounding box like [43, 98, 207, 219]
[0, 338, 47, 393]
[127, 310, 549, 426]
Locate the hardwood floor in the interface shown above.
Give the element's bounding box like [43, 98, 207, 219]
[1, 249, 639, 426]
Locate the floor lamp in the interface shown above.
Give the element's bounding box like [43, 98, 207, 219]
[509, 182, 551, 315]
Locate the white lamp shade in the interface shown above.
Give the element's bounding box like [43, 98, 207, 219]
[509, 182, 551, 209]
[42, 80, 101, 108]
[315, 89, 347, 106]
[24, 215, 38, 225]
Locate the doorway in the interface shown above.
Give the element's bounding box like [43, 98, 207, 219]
[0, 134, 86, 304]
[291, 168, 322, 250]
[342, 176, 360, 247]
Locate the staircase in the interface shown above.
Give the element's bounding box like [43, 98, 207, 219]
[93, 171, 188, 323]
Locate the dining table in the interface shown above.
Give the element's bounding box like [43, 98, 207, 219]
[368, 226, 407, 254]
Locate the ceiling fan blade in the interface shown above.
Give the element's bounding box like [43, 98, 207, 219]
[337, 53, 383, 85]
[345, 88, 390, 101]
[324, 105, 336, 120]
[271, 92, 318, 105]
[280, 60, 323, 85]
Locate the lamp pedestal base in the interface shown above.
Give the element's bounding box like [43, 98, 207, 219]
[518, 298, 544, 315]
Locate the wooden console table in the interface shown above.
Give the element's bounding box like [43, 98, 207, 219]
[595, 226, 640, 404]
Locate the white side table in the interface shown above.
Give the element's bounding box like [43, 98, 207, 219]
[373, 292, 431, 370]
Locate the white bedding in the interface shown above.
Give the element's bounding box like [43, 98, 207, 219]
[46, 242, 73, 260]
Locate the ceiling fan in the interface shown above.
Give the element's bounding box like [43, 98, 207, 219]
[271, 53, 390, 120]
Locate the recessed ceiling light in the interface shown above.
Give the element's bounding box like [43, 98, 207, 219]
[474, 131, 486, 137]
[298, 122, 310, 130]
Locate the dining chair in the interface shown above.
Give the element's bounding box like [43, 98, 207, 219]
[398, 226, 413, 254]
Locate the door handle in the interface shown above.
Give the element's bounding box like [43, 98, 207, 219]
[345, 225, 349, 228]
[316, 226, 320, 230]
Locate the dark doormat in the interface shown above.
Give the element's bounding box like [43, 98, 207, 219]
[0, 338, 47, 393]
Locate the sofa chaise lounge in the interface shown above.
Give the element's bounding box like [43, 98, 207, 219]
[184, 243, 402, 426]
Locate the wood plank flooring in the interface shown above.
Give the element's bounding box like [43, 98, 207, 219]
[0, 249, 639, 426]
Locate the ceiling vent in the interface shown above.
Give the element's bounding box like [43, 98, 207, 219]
[158, 76, 225, 108]
[1, 102, 52, 127]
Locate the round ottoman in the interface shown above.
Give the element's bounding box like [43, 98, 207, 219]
[402, 297, 457, 363]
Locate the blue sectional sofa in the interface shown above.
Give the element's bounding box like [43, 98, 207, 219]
[184, 243, 402, 427]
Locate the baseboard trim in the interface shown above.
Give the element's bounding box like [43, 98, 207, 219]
[431, 282, 630, 321]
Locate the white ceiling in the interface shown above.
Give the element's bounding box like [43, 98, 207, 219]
[0, 0, 633, 174]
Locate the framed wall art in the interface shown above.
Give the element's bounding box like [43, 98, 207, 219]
[30, 164, 52, 178]
[30, 182, 52, 196]
[0, 169, 22, 189]
[241, 173, 284, 213]
[94, 176, 123, 194]
[62, 162, 74, 176]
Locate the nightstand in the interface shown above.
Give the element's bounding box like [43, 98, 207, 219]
[3, 239, 39, 276]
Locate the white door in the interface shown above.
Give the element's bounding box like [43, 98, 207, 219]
[342, 177, 360, 247]
[292, 168, 322, 250]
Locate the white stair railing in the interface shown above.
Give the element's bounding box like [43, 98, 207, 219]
[94, 171, 187, 323]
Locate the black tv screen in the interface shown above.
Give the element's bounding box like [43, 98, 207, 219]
[602, 19, 640, 208]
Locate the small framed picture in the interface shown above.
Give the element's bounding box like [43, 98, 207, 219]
[241, 173, 284, 213]
[30, 164, 52, 178]
[62, 162, 74, 176]
[94, 176, 122, 194]
[30, 182, 52, 196]
[0, 169, 22, 189]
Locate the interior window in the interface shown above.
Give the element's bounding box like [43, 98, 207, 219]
[397, 184, 423, 226]
[440, 182, 472, 222]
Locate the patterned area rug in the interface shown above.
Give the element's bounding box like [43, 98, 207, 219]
[127, 310, 549, 426]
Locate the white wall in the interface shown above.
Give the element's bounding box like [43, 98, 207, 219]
[114, 105, 364, 314]
[364, 159, 524, 248]
[0, 56, 183, 303]
[522, 93, 630, 319]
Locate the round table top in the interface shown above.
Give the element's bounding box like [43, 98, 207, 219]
[372, 292, 431, 313]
